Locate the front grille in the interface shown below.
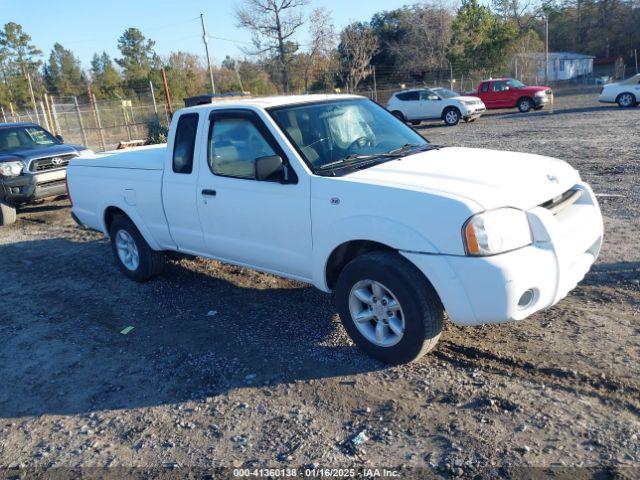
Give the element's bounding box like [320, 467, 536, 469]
[30, 154, 76, 172]
[540, 187, 583, 215]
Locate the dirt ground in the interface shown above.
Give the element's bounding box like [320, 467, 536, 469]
[1, 92, 639, 479]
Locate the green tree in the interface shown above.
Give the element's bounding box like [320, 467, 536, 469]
[116, 28, 157, 85]
[447, 0, 516, 76]
[0, 22, 42, 108]
[91, 52, 123, 98]
[43, 43, 86, 96]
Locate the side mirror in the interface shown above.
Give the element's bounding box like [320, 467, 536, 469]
[55, 134, 64, 143]
[255, 155, 285, 181]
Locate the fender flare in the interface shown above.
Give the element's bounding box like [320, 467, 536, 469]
[314, 215, 441, 291]
[98, 200, 162, 251]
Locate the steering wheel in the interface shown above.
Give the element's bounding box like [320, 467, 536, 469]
[348, 136, 373, 151]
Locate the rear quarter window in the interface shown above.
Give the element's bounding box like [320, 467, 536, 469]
[396, 91, 420, 101]
[480, 82, 489, 93]
[172, 113, 199, 174]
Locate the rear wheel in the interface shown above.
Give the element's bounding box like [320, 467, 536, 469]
[442, 108, 461, 126]
[0, 202, 17, 226]
[411, 120, 421, 126]
[616, 92, 636, 107]
[335, 251, 444, 364]
[109, 215, 164, 282]
[517, 97, 534, 113]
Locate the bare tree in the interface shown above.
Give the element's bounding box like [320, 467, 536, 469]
[339, 22, 379, 92]
[302, 8, 336, 91]
[236, 0, 309, 93]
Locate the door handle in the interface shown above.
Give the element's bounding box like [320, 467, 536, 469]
[201, 189, 217, 197]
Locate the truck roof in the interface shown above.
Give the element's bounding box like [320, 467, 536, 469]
[180, 93, 364, 112]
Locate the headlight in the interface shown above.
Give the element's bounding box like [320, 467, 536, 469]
[76, 148, 95, 158]
[461, 100, 476, 106]
[463, 208, 532, 256]
[0, 161, 24, 177]
[535, 91, 547, 98]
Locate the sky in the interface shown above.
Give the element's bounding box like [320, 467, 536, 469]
[0, 0, 416, 71]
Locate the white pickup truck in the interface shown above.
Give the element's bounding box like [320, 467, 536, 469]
[67, 94, 604, 364]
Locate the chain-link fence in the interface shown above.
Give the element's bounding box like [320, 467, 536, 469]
[0, 74, 599, 152]
[0, 90, 184, 152]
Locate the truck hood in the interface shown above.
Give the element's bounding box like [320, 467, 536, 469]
[345, 146, 580, 211]
[0, 144, 80, 165]
[516, 85, 551, 93]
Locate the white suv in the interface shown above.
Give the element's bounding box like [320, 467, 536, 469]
[386, 87, 486, 126]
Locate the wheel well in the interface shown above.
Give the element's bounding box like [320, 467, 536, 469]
[104, 206, 127, 234]
[325, 240, 395, 290]
[517, 96, 533, 106]
[391, 110, 405, 120]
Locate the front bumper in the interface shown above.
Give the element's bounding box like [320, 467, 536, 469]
[0, 169, 67, 206]
[402, 182, 603, 326]
[534, 93, 552, 107]
[461, 105, 486, 118]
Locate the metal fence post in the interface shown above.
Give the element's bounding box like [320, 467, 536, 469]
[73, 96, 88, 147]
[49, 96, 62, 135]
[88, 87, 107, 151]
[39, 101, 51, 131]
[0, 106, 6, 122]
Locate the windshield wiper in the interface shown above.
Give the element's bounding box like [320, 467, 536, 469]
[387, 143, 437, 155]
[316, 152, 402, 171]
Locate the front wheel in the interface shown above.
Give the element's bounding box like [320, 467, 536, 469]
[0, 202, 17, 226]
[617, 92, 636, 107]
[335, 251, 444, 364]
[110, 215, 165, 282]
[517, 97, 533, 113]
[443, 108, 460, 126]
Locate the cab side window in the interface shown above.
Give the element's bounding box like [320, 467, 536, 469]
[208, 116, 277, 180]
[492, 80, 508, 92]
[172, 113, 199, 174]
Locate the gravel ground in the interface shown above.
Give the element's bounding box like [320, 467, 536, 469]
[0, 92, 639, 479]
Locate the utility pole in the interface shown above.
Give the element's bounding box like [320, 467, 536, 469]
[544, 14, 549, 85]
[372, 66, 377, 102]
[200, 13, 216, 95]
[161, 67, 174, 117]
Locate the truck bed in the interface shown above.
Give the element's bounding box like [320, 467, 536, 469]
[70, 144, 166, 170]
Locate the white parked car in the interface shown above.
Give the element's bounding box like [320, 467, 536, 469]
[598, 74, 640, 107]
[386, 87, 486, 126]
[67, 95, 603, 364]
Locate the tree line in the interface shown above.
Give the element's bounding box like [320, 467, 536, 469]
[1, 0, 638, 110]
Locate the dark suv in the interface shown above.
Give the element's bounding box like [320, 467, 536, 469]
[0, 122, 91, 225]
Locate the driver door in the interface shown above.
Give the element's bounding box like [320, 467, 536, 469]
[196, 109, 313, 280]
[418, 89, 442, 119]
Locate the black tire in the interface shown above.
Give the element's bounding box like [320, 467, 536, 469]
[517, 97, 533, 113]
[410, 120, 421, 126]
[442, 107, 460, 126]
[0, 202, 17, 226]
[109, 214, 164, 282]
[391, 110, 406, 122]
[335, 251, 444, 364]
[616, 92, 636, 108]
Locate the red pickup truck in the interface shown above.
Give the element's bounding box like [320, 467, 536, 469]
[470, 78, 553, 113]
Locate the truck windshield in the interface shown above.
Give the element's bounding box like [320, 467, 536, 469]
[0, 126, 60, 152]
[269, 99, 428, 172]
